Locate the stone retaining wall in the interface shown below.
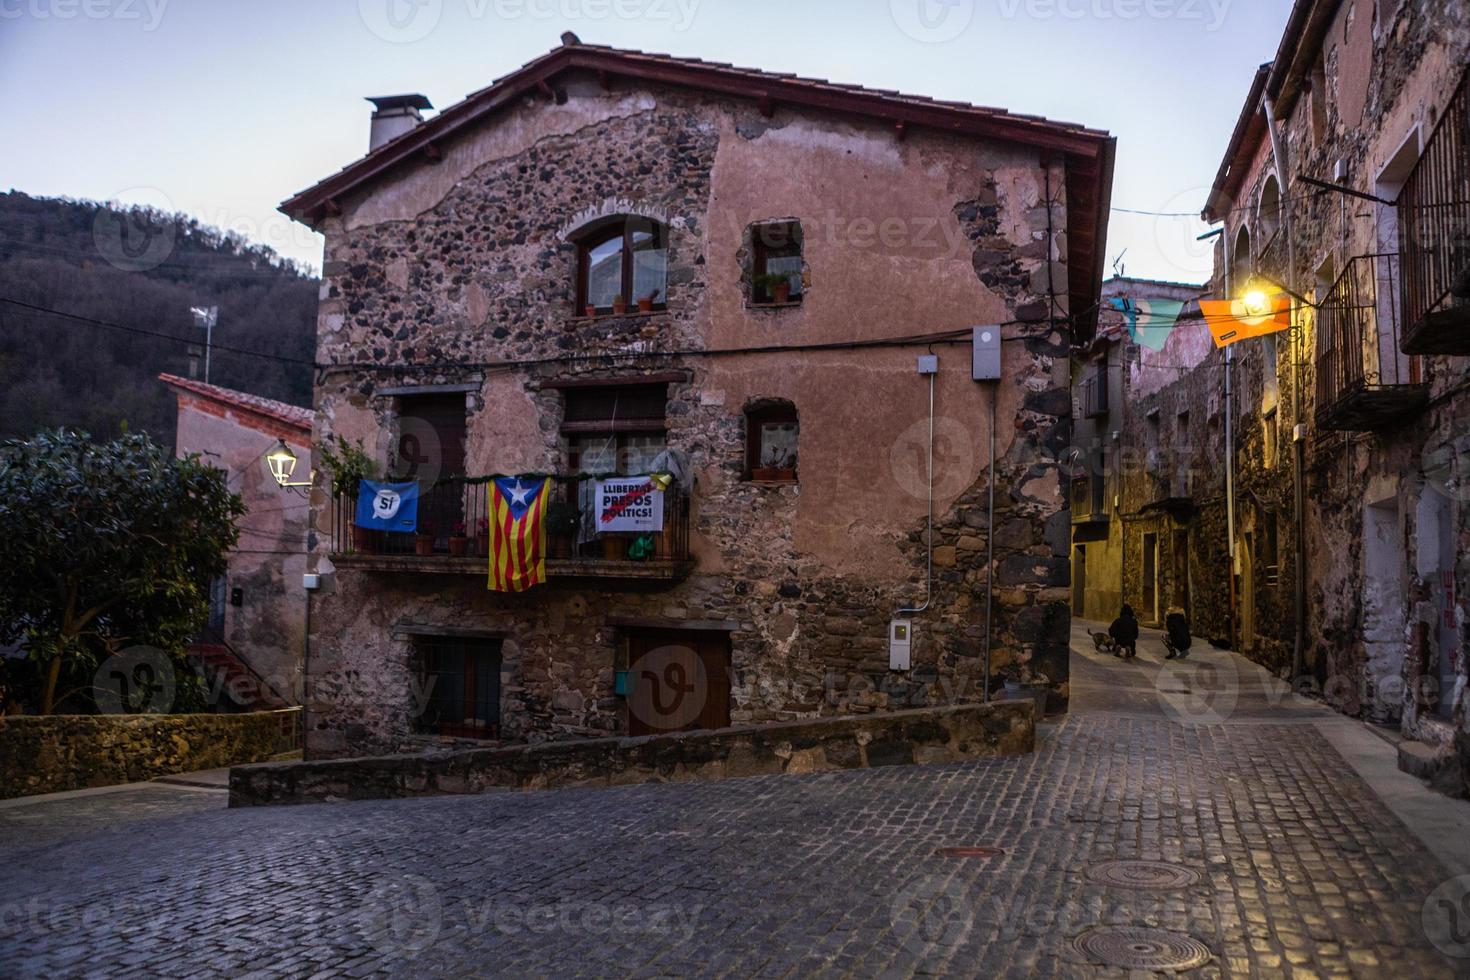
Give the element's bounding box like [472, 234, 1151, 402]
[0, 709, 299, 799]
[230, 701, 1033, 807]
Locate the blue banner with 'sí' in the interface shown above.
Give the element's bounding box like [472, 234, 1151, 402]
[354, 480, 419, 532]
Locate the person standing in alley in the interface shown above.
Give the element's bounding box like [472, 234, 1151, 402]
[1109, 604, 1141, 659]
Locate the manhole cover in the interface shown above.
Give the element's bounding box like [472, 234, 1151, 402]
[936, 846, 1004, 858]
[1073, 927, 1212, 971]
[1085, 859, 1202, 890]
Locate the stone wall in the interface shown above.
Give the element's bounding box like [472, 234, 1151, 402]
[230, 701, 1033, 806]
[303, 74, 1080, 757]
[1201, 0, 1470, 744]
[0, 709, 299, 799]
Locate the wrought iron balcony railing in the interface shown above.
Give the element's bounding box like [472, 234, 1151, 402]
[1315, 253, 1429, 431]
[327, 475, 692, 581]
[1400, 70, 1470, 354]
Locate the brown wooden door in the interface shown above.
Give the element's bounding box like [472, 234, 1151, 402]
[625, 631, 731, 737]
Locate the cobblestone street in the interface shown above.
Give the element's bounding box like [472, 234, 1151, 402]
[4, 624, 1470, 977]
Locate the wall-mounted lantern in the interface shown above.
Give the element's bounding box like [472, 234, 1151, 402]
[265, 439, 312, 489]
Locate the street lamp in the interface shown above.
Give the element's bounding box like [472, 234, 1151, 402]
[265, 439, 312, 488]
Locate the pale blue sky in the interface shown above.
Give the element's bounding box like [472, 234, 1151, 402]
[1, 0, 1293, 281]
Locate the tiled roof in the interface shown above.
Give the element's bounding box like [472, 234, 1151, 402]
[159, 373, 312, 434]
[280, 39, 1112, 223]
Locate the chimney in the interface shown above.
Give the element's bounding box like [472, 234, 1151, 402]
[366, 94, 433, 152]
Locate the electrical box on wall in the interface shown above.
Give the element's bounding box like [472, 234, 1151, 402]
[889, 619, 913, 671]
[972, 326, 1001, 380]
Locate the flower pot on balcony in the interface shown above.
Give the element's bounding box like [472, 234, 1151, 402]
[612, 296, 628, 316]
[601, 535, 628, 560]
[415, 534, 435, 557]
[771, 281, 791, 304]
[350, 525, 378, 554]
[448, 536, 468, 558]
[637, 297, 654, 313]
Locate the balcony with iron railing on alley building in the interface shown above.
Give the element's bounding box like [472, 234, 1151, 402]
[1315, 253, 1429, 432]
[327, 476, 693, 583]
[1400, 70, 1470, 354]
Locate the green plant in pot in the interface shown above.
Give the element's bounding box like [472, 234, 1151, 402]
[754, 272, 793, 305]
[319, 435, 378, 553]
[612, 293, 628, 315]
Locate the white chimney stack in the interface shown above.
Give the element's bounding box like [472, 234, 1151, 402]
[366, 94, 433, 151]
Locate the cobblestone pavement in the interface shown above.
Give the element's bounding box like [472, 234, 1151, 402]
[3, 626, 1469, 978]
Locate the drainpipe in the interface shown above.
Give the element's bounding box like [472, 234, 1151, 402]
[899, 363, 937, 619]
[1223, 227, 1239, 651]
[982, 383, 997, 704]
[1264, 94, 1309, 682]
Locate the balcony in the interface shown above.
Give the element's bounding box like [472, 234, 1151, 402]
[1400, 72, 1470, 354]
[1315, 254, 1429, 432]
[328, 476, 693, 583]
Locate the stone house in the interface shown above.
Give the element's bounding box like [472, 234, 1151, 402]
[1070, 276, 1212, 630]
[160, 373, 310, 707]
[1201, 0, 1470, 765]
[280, 37, 1115, 759]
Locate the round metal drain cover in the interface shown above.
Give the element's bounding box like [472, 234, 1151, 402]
[936, 846, 1004, 858]
[1073, 927, 1212, 972]
[1086, 859, 1201, 890]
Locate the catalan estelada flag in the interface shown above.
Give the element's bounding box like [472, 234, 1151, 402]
[1200, 295, 1292, 348]
[487, 476, 550, 592]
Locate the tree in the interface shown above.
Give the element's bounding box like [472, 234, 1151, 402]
[0, 429, 244, 713]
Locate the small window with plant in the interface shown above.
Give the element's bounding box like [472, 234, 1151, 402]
[745, 401, 799, 482]
[750, 220, 803, 305]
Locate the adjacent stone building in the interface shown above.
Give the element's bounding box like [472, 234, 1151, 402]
[161, 373, 310, 705]
[1148, 0, 1470, 773]
[281, 38, 1115, 759]
[1070, 276, 1211, 628]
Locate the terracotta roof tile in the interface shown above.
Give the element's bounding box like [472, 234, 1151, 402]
[159, 373, 312, 434]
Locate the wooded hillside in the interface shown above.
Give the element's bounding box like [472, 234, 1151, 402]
[0, 191, 317, 446]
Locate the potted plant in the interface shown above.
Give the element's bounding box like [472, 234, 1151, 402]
[584, 303, 597, 318]
[612, 293, 628, 315]
[415, 523, 435, 556]
[472, 516, 489, 557]
[754, 272, 793, 305]
[448, 521, 468, 557]
[637, 288, 660, 314]
[320, 435, 379, 553]
[546, 498, 581, 558]
[753, 445, 795, 482]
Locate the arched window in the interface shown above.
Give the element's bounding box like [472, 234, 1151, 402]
[1259, 175, 1282, 242]
[1231, 225, 1253, 291]
[575, 216, 668, 313]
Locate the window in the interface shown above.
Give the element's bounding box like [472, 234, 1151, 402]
[1263, 407, 1278, 468]
[1261, 513, 1280, 587]
[396, 394, 467, 551]
[562, 383, 668, 475]
[745, 400, 799, 481]
[413, 637, 501, 739]
[575, 217, 668, 313]
[1259, 175, 1282, 242]
[751, 221, 804, 304]
[1176, 410, 1190, 443]
[1231, 225, 1253, 292]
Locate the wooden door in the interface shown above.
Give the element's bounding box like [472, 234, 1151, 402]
[625, 631, 731, 736]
